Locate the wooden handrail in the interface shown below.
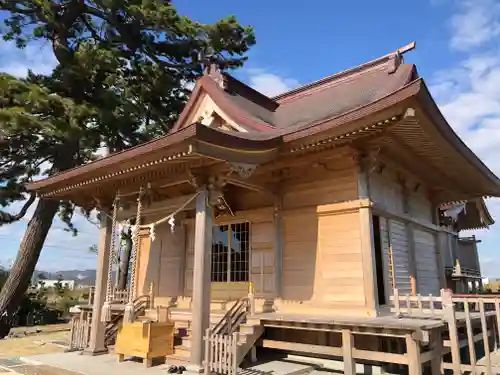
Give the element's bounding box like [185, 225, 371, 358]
[212, 297, 250, 337]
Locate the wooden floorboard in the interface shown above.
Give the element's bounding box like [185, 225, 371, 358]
[254, 312, 445, 331]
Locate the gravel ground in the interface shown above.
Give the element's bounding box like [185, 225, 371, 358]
[0, 330, 69, 357]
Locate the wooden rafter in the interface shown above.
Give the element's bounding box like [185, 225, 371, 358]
[379, 129, 471, 199]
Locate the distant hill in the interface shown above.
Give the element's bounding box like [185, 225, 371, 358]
[32, 269, 117, 286]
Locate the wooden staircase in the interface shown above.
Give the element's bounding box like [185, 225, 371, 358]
[204, 296, 264, 372]
[167, 298, 264, 366]
[104, 295, 263, 370]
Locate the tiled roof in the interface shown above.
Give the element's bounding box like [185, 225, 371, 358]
[203, 53, 416, 133]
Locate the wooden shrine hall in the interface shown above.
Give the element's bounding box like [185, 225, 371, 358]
[27, 42, 500, 374]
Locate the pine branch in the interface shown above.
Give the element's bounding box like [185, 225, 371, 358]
[0, 193, 36, 225]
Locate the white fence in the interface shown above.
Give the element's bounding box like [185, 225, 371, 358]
[69, 314, 91, 351]
[204, 329, 239, 375]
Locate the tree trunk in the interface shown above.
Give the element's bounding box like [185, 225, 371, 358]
[0, 198, 60, 337]
[118, 231, 132, 291]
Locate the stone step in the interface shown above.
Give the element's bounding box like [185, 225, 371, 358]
[173, 345, 192, 359]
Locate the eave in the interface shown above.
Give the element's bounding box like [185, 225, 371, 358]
[26, 77, 500, 205]
[26, 123, 282, 198]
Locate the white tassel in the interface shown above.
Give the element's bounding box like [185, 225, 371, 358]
[149, 224, 156, 242]
[168, 216, 175, 233]
[100, 302, 112, 322]
[123, 302, 135, 323]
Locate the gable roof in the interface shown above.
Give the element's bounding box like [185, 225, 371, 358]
[26, 42, 500, 201]
[171, 43, 417, 133]
[441, 198, 495, 231]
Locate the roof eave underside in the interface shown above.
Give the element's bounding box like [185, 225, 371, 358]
[26, 123, 283, 197]
[27, 78, 500, 202]
[416, 81, 500, 190]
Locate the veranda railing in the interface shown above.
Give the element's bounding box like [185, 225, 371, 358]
[391, 289, 500, 374]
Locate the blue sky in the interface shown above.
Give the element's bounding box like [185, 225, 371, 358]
[1, 0, 500, 276]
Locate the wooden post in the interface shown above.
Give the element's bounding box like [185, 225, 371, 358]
[203, 328, 210, 375]
[189, 187, 213, 369]
[464, 301, 476, 373]
[342, 329, 356, 375]
[357, 156, 378, 315]
[273, 193, 283, 299]
[394, 288, 401, 315]
[84, 213, 112, 355]
[442, 289, 461, 374]
[248, 282, 255, 315]
[148, 281, 155, 309]
[429, 328, 443, 375]
[232, 332, 239, 375]
[479, 299, 492, 375]
[405, 333, 422, 375]
[406, 223, 418, 296]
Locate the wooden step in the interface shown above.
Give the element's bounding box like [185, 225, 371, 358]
[173, 345, 191, 358]
[239, 324, 257, 335]
[179, 335, 193, 349]
[166, 346, 191, 364]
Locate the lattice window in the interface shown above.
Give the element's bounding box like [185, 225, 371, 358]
[211, 222, 250, 282]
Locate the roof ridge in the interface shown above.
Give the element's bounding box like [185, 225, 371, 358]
[272, 41, 416, 102]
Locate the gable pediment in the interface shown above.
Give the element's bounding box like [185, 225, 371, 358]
[178, 88, 248, 133]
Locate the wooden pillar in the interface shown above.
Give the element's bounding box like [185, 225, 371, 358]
[189, 187, 213, 369]
[274, 193, 283, 298]
[430, 328, 443, 375]
[342, 329, 356, 375]
[84, 212, 112, 355]
[357, 156, 378, 315]
[405, 333, 422, 375]
[401, 183, 418, 296]
[406, 223, 418, 295]
[472, 235, 482, 276]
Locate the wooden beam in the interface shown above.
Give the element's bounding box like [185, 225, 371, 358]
[262, 340, 409, 365]
[204, 146, 356, 178]
[262, 339, 342, 356]
[224, 176, 275, 195]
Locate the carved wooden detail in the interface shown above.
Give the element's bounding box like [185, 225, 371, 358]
[228, 162, 258, 179]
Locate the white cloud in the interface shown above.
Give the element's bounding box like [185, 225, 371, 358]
[432, 0, 500, 277]
[449, 0, 500, 51]
[0, 40, 57, 77]
[245, 68, 299, 97]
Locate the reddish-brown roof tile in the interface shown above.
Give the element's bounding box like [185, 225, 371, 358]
[274, 63, 416, 130]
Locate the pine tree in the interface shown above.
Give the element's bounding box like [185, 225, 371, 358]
[0, 0, 255, 336]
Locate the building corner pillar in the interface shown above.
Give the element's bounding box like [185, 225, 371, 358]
[189, 187, 213, 370]
[356, 154, 378, 316]
[84, 212, 112, 355]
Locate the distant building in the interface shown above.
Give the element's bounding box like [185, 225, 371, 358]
[37, 279, 75, 290]
[75, 284, 92, 289]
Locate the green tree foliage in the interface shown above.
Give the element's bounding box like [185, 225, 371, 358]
[0, 0, 255, 336]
